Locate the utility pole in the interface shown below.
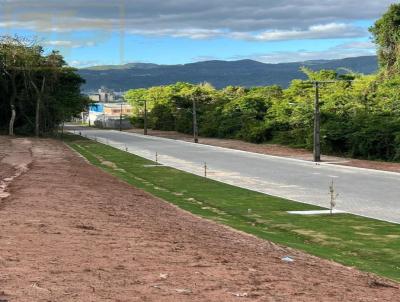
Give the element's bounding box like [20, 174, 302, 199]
[192, 97, 198, 143]
[144, 99, 148, 135]
[88, 104, 91, 127]
[311, 79, 351, 162]
[313, 82, 321, 162]
[119, 103, 122, 131]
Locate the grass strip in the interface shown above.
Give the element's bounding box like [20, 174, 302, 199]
[65, 134, 400, 281]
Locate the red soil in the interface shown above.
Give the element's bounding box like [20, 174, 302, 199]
[0, 136, 398, 301]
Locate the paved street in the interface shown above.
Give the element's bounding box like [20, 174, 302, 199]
[69, 127, 400, 224]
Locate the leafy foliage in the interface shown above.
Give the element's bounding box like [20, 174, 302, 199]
[125, 67, 400, 161]
[125, 5, 400, 161]
[0, 36, 89, 135]
[370, 3, 400, 74]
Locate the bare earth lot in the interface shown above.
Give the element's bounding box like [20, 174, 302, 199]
[126, 128, 400, 173]
[0, 136, 399, 301]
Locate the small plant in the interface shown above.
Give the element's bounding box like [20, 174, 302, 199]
[329, 179, 339, 215]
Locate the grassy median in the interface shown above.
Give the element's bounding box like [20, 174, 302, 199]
[65, 134, 400, 281]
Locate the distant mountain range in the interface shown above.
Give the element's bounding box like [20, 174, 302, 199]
[78, 56, 378, 92]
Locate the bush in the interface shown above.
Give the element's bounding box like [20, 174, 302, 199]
[271, 128, 312, 149]
[151, 104, 175, 131]
[237, 122, 272, 143]
[124, 72, 400, 162]
[348, 115, 400, 160]
[174, 110, 192, 134]
[131, 116, 145, 128]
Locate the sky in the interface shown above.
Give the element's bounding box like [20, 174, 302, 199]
[0, 0, 396, 67]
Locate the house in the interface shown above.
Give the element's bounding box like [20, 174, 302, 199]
[84, 87, 133, 129]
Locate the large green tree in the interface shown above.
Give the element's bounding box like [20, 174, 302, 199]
[0, 35, 89, 136]
[370, 3, 400, 74]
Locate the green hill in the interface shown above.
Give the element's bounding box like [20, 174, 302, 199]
[78, 56, 378, 91]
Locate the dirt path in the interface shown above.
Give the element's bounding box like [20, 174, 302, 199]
[126, 128, 400, 173]
[0, 136, 398, 301]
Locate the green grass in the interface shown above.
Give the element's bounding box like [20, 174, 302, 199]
[64, 134, 400, 281]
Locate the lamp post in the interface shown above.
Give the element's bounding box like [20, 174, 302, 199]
[119, 103, 123, 131]
[192, 97, 198, 143]
[310, 80, 352, 162]
[313, 81, 321, 162]
[144, 99, 148, 135]
[88, 104, 91, 127]
[176, 102, 198, 143]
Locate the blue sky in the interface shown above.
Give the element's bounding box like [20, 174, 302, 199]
[0, 1, 395, 67]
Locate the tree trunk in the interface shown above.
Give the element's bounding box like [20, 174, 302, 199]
[9, 104, 16, 136]
[8, 73, 17, 136]
[33, 77, 46, 137]
[35, 95, 41, 137]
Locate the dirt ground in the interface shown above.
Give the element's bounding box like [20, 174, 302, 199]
[126, 128, 400, 173]
[0, 136, 399, 302]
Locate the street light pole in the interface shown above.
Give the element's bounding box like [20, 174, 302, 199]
[192, 97, 198, 143]
[144, 99, 148, 135]
[119, 103, 122, 131]
[313, 82, 321, 162]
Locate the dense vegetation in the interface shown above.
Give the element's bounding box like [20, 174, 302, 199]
[0, 36, 88, 136]
[125, 4, 400, 161]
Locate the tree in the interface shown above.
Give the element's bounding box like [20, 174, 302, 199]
[0, 35, 88, 136]
[0, 36, 28, 135]
[30, 50, 69, 136]
[369, 3, 400, 74]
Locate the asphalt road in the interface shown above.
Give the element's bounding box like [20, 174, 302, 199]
[69, 127, 400, 224]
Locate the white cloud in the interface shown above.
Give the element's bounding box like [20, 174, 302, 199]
[0, 0, 394, 38]
[128, 23, 367, 41]
[126, 23, 367, 41]
[250, 23, 366, 41]
[43, 39, 97, 48]
[128, 28, 225, 40]
[70, 59, 103, 67]
[0, 0, 391, 60]
[337, 41, 376, 49]
[231, 43, 376, 63]
[44, 40, 74, 47]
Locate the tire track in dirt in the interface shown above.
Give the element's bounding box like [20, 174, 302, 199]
[0, 137, 33, 200]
